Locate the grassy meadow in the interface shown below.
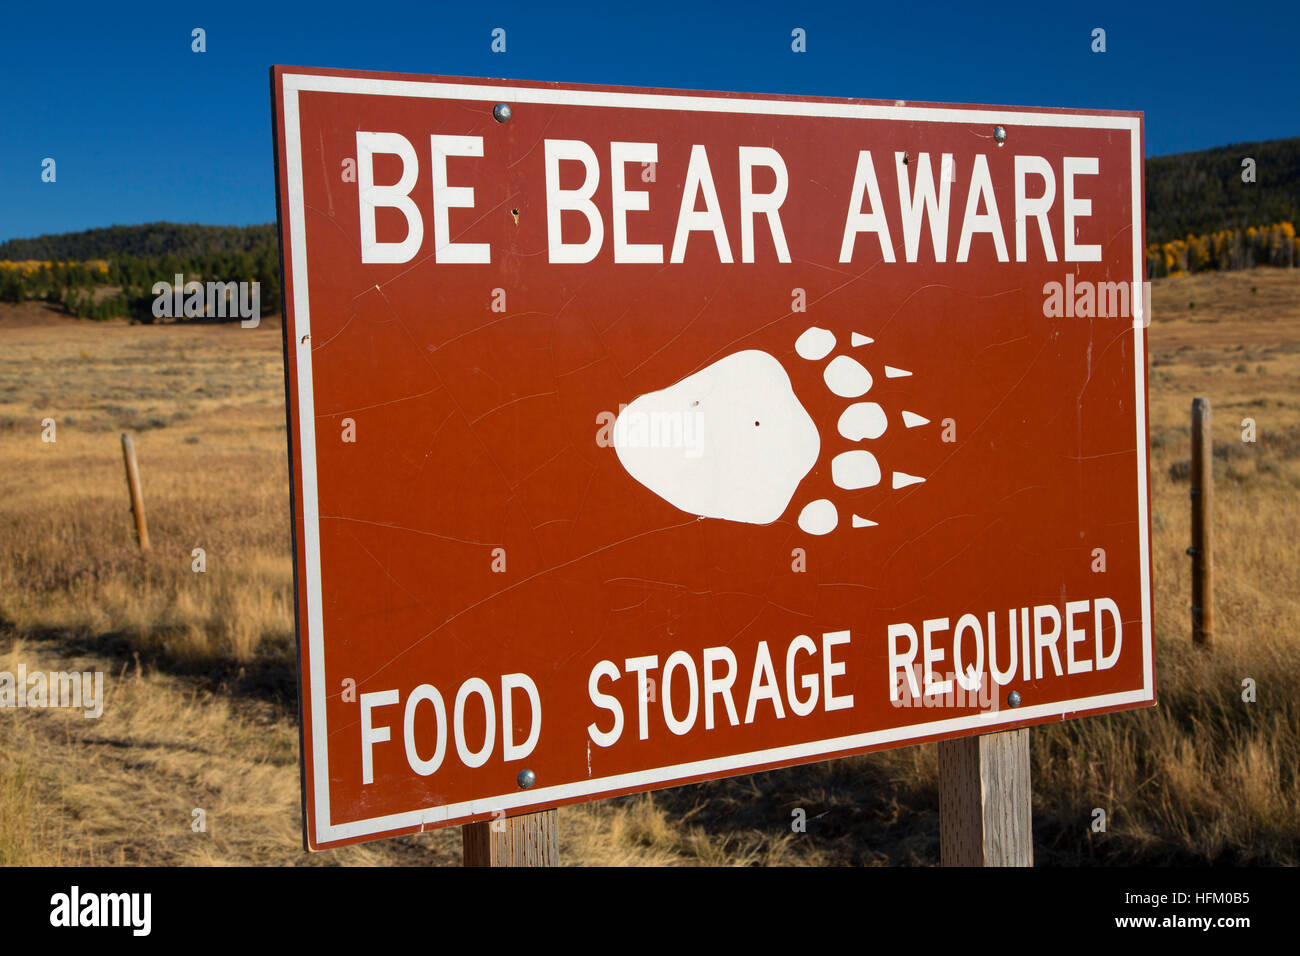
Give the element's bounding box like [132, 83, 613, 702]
[0, 269, 1298, 866]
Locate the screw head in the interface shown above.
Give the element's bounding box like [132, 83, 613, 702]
[1007, 690, 1022, 708]
[993, 125, 1007, 146]
[493, 103, 512, 123]
[517, 768, 535, 789]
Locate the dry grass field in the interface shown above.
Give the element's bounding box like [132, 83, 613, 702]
[1, 268, 1298, 866]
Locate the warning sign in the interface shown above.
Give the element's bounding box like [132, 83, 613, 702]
[271, 66, 1153, 850]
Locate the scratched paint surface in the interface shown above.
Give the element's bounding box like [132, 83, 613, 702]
[274, 67, 1153, 849]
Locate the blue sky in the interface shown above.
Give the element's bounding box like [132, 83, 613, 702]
[1, 0, 1296, 242]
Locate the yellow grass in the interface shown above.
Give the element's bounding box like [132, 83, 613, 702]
[0, 269, 1297, 866]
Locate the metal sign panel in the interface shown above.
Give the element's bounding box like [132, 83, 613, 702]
[272, 65, 1153, 850]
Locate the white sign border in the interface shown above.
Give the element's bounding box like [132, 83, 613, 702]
[278, 71, 1151, 847]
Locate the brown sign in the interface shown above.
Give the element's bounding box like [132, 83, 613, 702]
[272, 65, 1153, 850]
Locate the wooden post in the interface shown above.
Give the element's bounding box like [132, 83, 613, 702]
[120, 433, 151, 551]
[938, 729, 1033, 866]
[1189, 398, 1213, 646]
[462, 809, 558, 866]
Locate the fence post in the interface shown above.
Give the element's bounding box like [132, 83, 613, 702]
[120, 433, 150, 551]
[938, 728, 1033, 866]
[1189, 398, 1213, 646]
[462, 809, 558, 866]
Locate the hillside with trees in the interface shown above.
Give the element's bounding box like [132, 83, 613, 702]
[1145, 137, 1299, 244]
[0, 223, 278, 262]
[0, 224, 281, 321]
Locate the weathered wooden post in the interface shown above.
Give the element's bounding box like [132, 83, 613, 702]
[463, 810, 558, 866]
[938, 729, 1033, 866]
[120, 433, 150, 551]
[1189, 398, 1213, 646]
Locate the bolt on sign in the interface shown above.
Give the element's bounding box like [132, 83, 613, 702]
[271, 65, 1154, 850]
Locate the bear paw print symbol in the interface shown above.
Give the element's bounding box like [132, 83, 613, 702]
[612, 326, 929, 535]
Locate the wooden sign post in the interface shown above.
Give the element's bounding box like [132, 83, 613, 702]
[1189, 398, 1213, 646]
[462, 810, 558, 867]
[938, 729, 1033, 866]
